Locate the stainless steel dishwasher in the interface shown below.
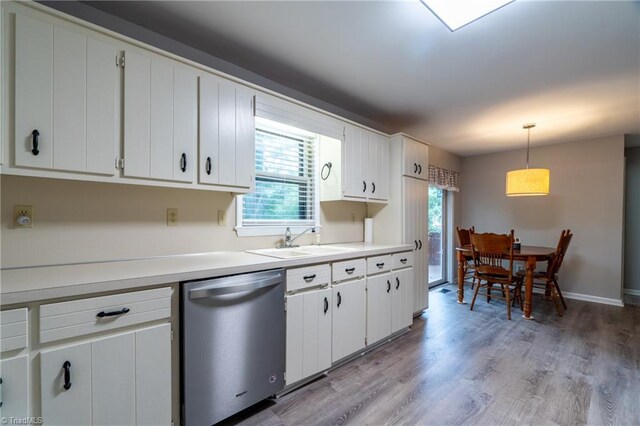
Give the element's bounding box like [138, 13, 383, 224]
[181, 269, 285, 425]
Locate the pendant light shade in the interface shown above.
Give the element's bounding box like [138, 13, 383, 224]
[506, 123, 550, 197]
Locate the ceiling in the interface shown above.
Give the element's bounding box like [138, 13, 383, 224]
[82, 0, 640, 156]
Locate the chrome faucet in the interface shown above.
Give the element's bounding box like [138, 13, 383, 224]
[278, 226, 316, 248]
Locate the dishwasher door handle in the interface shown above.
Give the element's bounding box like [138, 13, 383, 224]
[189, 275, 282, 299]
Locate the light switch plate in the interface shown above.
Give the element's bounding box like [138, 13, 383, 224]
[218, 210, 227, 226]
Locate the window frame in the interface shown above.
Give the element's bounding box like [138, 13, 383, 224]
[235, 118, 320, 237]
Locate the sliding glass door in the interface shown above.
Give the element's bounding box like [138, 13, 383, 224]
[428, 186, 447, 287]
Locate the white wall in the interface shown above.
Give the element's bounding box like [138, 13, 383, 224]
[624, 147, 640, 292]
[460, 135, 625, 302]
[0, 176, 367, 268]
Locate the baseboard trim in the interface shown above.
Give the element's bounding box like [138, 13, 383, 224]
[562, 291, 624, 307]
[623, 288, 640, 296]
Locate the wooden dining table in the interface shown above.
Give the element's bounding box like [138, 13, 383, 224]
[456, 245, 556, 320]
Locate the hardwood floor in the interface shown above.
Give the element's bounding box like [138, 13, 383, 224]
[222, 285, 640, 425]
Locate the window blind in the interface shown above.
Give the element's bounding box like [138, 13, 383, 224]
[242, 128, 316, 226]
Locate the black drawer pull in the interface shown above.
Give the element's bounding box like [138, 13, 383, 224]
[418, 240, 423, 250]
[97, 307, 130, 318]
[63, 361, 72, 390]
[205, 156, 212, 175]
[180, 153, 187, 172]
[414, 163, 418, 173]
[324, 297, 329, 314]
[418, 164, 422, 174]
[372, 182, 376, 193]
[303, 274, 317, 282]
[414, 240, 418, 250]
[396, 277, 400, 290]
[31, 129, 40, 155]
[387, 280, 391, 293]
[400, 258, 407, 264]
[376, 262, 385, 268]
[362, 181, 367, 192]
[345, 267, 355, 274]
[337, 292, 342, 308]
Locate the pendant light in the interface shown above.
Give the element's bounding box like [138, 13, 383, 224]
[506, 123, 550, 196]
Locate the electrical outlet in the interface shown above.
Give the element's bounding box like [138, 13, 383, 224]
[167, 208, 178, 226]
[218, 210, 227, 226]
[14, 205, 33, 228]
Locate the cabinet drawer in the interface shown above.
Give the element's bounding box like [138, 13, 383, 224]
[367, 255, 392, 275]
[332, 258, 366, 283]
[1, 308, 28, 352]
[392, 252, 414, 269]
[286, 264, 331, 292]
[40, 287, 171, 343]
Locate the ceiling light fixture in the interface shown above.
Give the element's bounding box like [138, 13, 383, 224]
[506, 123, 550, 197]
[420, 0, 515, 32]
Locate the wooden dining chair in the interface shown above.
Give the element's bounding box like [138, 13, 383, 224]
[469, 229, 522, 320]
[517, 229, 573, 316]
[456, 226, 476, 288]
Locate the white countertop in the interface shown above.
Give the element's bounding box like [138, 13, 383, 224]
[0, 243, 413, 305]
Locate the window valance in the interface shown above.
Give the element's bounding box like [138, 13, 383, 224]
[428, 165, 460, 192]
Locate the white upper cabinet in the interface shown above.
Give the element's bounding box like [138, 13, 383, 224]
[199, 74, 255, 191]
[321, 123, 389, 203]
[403, 136, 429, 180]
[14, 14, 117, 175]
[123, 49, 197, 183]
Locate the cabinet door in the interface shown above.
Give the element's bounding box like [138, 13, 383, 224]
[403, 138, 428, 180]
[285, 289, 332, 385]
[15, 14, 53, 169]
[343, 124, 368, 199]
[172, 66, 197, 182]
[235, 88, 255, 189]
[135, 324, 172, 426]
[41, 341, 92, 426]
[123, 49, 152, 179]
[149, 58, 174, 181]
[0, 355, 29, 420]
[416, 179, 429, 311]
[368, 133, 389, 201]
[366, 273, 392, 345]
[332, 279, 366, 362]
[92, 333, 136, 426]
[218, 81, 236, 187]
[392, 268, 414, 333]
[199, 75, 220, 185]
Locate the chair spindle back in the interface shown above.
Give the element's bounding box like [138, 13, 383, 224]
[456, 226, 475, 247]
[469, 230, 515, 280]
[546, 229, 573, 279]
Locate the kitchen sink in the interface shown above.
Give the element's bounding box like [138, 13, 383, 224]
[247, 245, 356, 259]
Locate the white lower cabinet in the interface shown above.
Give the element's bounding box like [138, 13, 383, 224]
[366, 272, 392, 345]
[285, 288, 332, 385]
[41, 323, 171, 426]
[391, 267, 414, 334]
[331, 279, 366, 362]
[0, 355, 29, 421]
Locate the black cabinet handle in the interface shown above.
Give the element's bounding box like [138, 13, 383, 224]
[337, 292, 342, 308]
[303, 274, 317, 282]
[414, 240, 418, 250]
[387, 280, 391, 293]
[345, 267, 355, 274]
[324, 297, 329, 314]
[31, 129, 40, 155]
[362, 181, 367, 192]
[414, 163, 418, 173]
[418, 164, 422, 174]
[400, 258, 407, 264]
[396, 277, 400, 290]
[205, 156, 212, 175]
[372, 182, 376, 193]
[63, 361, 72, 390]
[0, 377, 3, 408]
[418, 240, 423, 250]
[96, 307, 130, 318]
[180, 153, 187, 172]
[376, 262, 385, 268]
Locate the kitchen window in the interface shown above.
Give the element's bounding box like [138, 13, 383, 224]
[236, 117, 318, 236]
